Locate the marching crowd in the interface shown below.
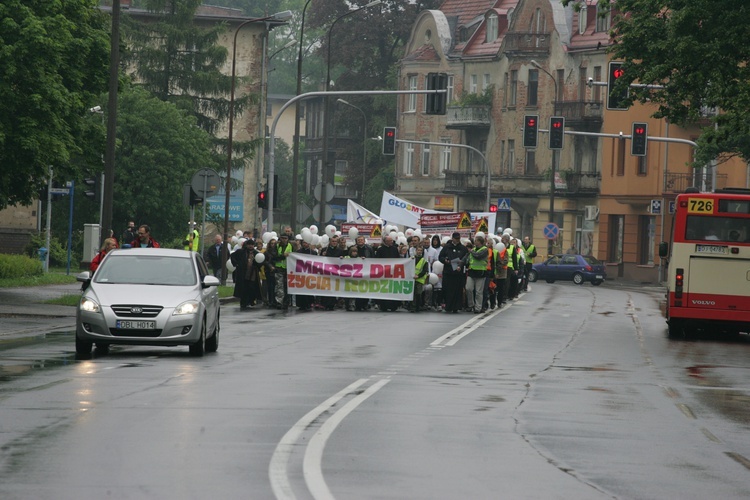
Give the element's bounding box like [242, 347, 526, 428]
[214, 225, 538, 315]
[89, 220, 538, 315]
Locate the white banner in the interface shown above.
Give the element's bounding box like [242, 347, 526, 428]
[286, 253, 415, 300]
[379, 192, 434, 228]
[346, 199, 383, 224]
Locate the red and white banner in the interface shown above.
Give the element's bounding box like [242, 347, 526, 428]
[286, 254, 415, 300]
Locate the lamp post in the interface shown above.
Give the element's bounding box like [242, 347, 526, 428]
[223, 10, 292, 284]
[289, 0, 314, 234]
[337, 99, 367, 204]
[531, 59, 559, 256]
[318, 0, 382, 226]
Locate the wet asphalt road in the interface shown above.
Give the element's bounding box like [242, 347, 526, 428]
[1, 281, 749, 499]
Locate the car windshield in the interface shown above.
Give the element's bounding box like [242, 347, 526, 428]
[94, 255, 197, 286]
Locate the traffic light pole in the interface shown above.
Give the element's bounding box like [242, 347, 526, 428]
[267, 89, 445, 231]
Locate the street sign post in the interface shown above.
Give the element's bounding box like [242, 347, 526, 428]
[543, 222, 559, 240]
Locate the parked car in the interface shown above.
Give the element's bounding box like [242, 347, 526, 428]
[75, 248, 221, 357]
[529, 254, 606, 286]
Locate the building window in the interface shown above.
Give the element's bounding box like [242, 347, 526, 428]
[483, 74, 491, 92]
[299, 103, 306, 120]
[637, 155, 647, 176]
[510, 70, 518, 106]
[404, 142, 414, 176]
[507, 139, 515, 174]
[470, 74, 478, 94]
[578, 67, 587, 100]
[617, 138, 626, 176]
[609, 215, 624, 263]
[335, 160, 347, 185]
[486, 13, 498, 42]
[503, 72, 509, 107]
[525, 150, 536, 175]
[593, 66, 602, 102]
[639, 215, 656, 265]
[528, 69, 538, 106]
[407, 76, 417, 112]
[499, 140, 506, 175]
[439, 138, 451, 176]
[447, 75, 455, 104]
[596, 3, 611, 32]
[266, 101, 272, 116]
[579, 5, 587, 34]
[421, 141, 431, 176]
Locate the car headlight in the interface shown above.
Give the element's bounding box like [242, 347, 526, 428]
[174, 301, 200, 315]
[80, 297, 100, 313]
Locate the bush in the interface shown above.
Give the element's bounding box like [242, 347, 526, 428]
[24, 233, 76, 267]
[0, 254, 43, 279]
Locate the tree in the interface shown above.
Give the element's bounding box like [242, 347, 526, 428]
[112, 86, 220, 242]
[121, 0, 261, 169]
[0, 0, 110, 209]
[573, 0, 750, 166]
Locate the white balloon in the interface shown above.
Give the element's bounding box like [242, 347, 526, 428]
[225, 258, 236, 273]
[385, 224, 397, 234]
[348, 227, 359, 239]
[496, 242, 506, 252]
[441, 236, 450, 245]
[310, 225, 318, 235]
[325, 224, 336, 237]
[432, 261, 444, 274]
[475, 231, 485, 240]
[302, 231, 313, 243]
[271, 231, 278, 239]
[428, 273, 439, 285]
[397, 236, 407, 246]
[231, 235, 239, 245]
[413, 230, 423, 239]
[321, 234, 330, 247]
[335, 230, 342, 237]
[389, 231, 398, 240]
[301, 227, 311, 235]
[238, 237, 247, 247]
[235, 230, 243, 237]
[311, 234, 320, 245]
[405, 228, 414, 237]
[397, 231, 405, 239]
[262, 232, 272, 244]
[423, 283, 433, 292]
[254, 252, 265, 264]
[503, 228, 513, 235]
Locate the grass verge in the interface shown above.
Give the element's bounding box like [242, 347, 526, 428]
[0, 272, 78, 288]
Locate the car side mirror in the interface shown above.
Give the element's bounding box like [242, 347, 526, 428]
[76, 271, 91, 283]
[202, 275, 221, 288]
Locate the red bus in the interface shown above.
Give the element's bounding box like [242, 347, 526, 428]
[659, 188, 750, 338]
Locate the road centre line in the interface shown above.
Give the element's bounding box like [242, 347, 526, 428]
[430, 305, 506, 347]
[269, 378, 369, 500]
[303, 378, 391, 500]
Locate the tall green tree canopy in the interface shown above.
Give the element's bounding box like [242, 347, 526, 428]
[582, 0, 750, 165]
[113, 86, 219, 242]
[0, 0, 110, 209]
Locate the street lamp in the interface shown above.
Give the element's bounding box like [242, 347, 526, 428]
[289, 0, 314, 234]
[224, 10, 292, 283]
[318, 0, 382, 226]
[337, 99, 367, 204]
[531, 59, 559, 256]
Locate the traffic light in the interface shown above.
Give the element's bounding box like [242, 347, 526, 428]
[549, 116, 565, 150]
[83, 175, 101, 203]
[426, 72, 448, 115]
[383, 127, 396, 155]
[523, 115, 538, 148]
[631, 122, 648, 156]
[607, 61, 629, 110]
[489, 203, 498, 212]
[257, 190, 268, 209]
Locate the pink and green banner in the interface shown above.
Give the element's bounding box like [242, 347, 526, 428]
[286, 254, 415, 300]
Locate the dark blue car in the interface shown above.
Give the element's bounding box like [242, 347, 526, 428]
[529, 254, 606, 286]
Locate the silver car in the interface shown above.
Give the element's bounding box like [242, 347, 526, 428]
[76, 248, 220, 357]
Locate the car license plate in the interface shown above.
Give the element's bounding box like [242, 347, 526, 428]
[116, 320, 156, 330]
[595, 275, 603, 279]
[695, 244, 728, 255]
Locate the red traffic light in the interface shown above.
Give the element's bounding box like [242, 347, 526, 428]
[489, 204, 498, 212]
[634, 125, 646, 135]
[385, 129, 395, 138]
[613, 67, 624, 79]
[526, 117, 536, 127]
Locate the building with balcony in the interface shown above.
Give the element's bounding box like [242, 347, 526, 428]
[396, 0, 748, 283]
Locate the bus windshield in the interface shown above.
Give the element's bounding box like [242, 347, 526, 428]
[684, 215, 748, 243]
